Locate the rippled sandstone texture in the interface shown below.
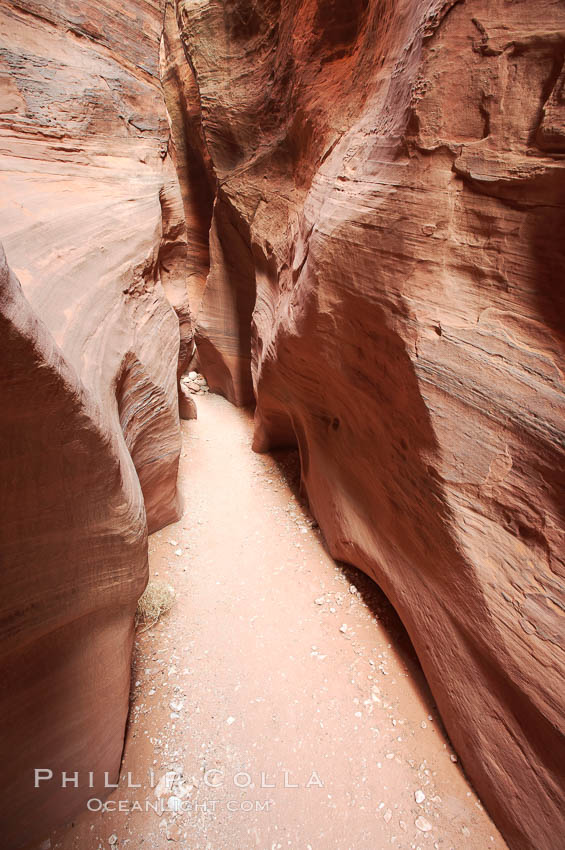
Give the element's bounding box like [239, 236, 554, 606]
[0, 0, 187, 844]
[0, 247, 148, 848]
[176, 1, 565, 847]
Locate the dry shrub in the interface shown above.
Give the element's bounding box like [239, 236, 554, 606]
[136, 580, 175, 629]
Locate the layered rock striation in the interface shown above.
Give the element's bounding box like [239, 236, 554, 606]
[0, 0, 188, 843]
[0, 246, 148, 848]
[1, 0, 564, 847]
[174, 1, 565, 847]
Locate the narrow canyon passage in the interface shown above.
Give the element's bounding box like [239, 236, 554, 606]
[52, 394, 508, 850]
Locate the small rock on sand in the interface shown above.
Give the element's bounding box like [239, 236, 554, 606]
[415, 816, 433, 832]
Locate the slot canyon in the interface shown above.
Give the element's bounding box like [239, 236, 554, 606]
[0, 1, 563, 849]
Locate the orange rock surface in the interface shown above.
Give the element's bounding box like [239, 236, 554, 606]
[0, 0, 187, 843]
[1, 246, 147, 847]
[1, 0, 564, 848]
[0, 0, 187, 531]
[175, 1, 565, 847]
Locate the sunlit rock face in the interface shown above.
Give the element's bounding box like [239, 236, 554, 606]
[175, 1, 565, 847]
[0, 0, 187, 532]
[0, 0, 188, 843]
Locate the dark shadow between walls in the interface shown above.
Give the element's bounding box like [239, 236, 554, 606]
[269, 444, 444, 730]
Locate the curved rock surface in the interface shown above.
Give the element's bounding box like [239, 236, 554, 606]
[160, 0, 216, 321]
[0, 246, 148, 848]
[0, 0, 186, 532]
[1, 0, 564, 847]
[0, 0, 188, 844]
[176, 1, 565, 847]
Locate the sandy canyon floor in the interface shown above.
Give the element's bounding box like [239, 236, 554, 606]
[51, 393, 508, 850]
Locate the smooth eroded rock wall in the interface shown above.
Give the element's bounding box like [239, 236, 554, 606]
[0, 246, 148, 847]
[0, 0, 187, 531]
[0, 0, 189, 843]
[175, 1, 565, 847]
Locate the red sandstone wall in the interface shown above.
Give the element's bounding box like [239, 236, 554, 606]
[0, 0, 188, 843]
[0, 0, 187, 531]
[175, 1, 565, 847]
[1, 1, 563, 846]
[0, 247, 148, 847]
